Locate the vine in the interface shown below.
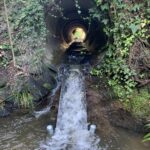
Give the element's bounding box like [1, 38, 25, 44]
[91, 0, 150, 99]
[3, 0, 50, 108]
[6, 0, 49, 72]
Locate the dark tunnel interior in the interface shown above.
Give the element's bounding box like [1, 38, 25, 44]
[44, 0, 107, 65]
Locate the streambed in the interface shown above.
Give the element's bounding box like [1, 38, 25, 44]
[0, 112, 149, 150]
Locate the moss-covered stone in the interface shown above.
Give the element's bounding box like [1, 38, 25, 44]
[0, 76, 7, 88]
[0, 107, 10, 117]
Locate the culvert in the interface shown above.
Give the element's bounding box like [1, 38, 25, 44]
[44, 0, 107, 65]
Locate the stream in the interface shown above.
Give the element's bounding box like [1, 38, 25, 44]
[0, 66, 149, 150]
[0, 110, 149, 150]
[40, 66, 100, 150]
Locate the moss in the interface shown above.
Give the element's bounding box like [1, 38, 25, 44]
[123, 88, 150, 118]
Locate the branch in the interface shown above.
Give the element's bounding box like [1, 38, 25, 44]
[3, 0, 16, 67]
[134, 77, 150, 87]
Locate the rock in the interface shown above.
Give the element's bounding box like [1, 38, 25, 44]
[0, 76, 7, 88]
[14, 65, 57, 104]
[0, 85, 15, 118]
[0, 87, 7, 99]
[29, 67, 57, 102]
[0, 67, 7, 88]
[0, 107, 10, 117]
[28, 77, 50, 102]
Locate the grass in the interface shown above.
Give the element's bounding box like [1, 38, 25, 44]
[123, 88, 150, 118]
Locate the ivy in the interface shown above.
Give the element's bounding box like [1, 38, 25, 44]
[91, 0, 149, 98]
[3, 0, 50, 107]
[6, 0, 49, 68]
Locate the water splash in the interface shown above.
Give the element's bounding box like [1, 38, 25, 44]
[40, 66, 102, 150]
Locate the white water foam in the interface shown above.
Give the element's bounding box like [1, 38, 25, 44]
[40, 66, 103, 150]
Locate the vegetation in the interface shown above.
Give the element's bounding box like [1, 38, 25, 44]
[0, 0, 149, 144]
[8, 0, 48, 70]
[90, 0, 150, 116]
[143, 123, 150, 142]
[14, 90, 33, 108]
[89, 1, 150, 141]
[0, 0, 50, 108]
[3, 0, 16, 66]
[123, 89, 150, 118]
[0, 0, 149, 122]
[1, 0, 48, 68]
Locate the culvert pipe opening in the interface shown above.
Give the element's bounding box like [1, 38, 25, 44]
[45, 0, 108, 57]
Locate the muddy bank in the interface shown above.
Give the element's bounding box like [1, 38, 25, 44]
[86, 76, 148, 135]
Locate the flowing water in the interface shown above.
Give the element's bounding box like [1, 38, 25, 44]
[0, 112, 149, 150]
[0, 65, 150, 150]
[40, 66, 101, 150]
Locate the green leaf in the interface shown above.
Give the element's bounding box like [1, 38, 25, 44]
[101, 4, 109, 11]
[0, 44, 11, 50]
[102, 19, 108, 25]
[145, 124, 150, 129]
[143, 137, 150, 142]
[43, 83, 51, 90]
[144, 133, 150, 138]
[129, 24, 140, 34]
